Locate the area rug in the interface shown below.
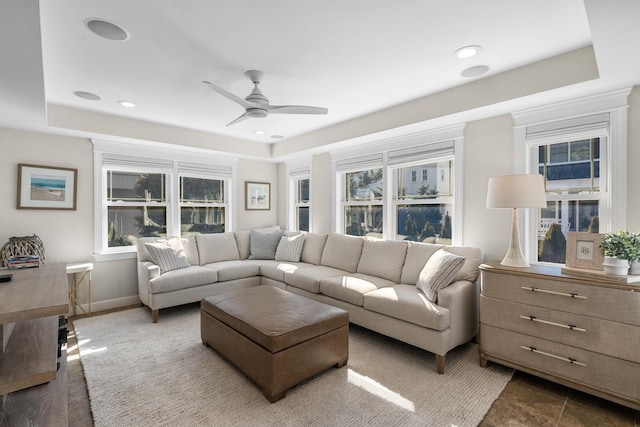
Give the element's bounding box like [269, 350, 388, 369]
[74, 304, 512, 427]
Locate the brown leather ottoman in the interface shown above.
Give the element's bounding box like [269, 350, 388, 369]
[200, 286, 349, 402]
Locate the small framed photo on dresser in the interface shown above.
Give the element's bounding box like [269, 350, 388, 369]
[565, 232, 604, 270]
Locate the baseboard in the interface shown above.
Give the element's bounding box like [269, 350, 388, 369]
[68, 295, 141, 317]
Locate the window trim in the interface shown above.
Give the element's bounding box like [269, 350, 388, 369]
[285, 159, 312, 232]
[512, 88, 630, 265]
[93, 139, 237, 261]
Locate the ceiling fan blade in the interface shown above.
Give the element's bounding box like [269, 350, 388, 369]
[265, 105, 328, 115]
[226, 112, 250, 126]
[203, 80, 256, 110]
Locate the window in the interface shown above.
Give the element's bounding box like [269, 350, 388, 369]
[395, 160, 454, 243]
[536, 138, 601, 263]
[94, 141, 235, 258]
[180, 177, 226, 234]
[106, 170, 167, 247]
[343, 168, 384, 236]
[332, 126, 463, 243]
[513, 89, 629, 265]
[294, 178, 310, 231]
[286, 163, 311, 232]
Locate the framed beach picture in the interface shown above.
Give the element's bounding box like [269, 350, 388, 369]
[245, 181, 270, 210]
[565, 232, 604, 270]
[17, 163, 78, 210]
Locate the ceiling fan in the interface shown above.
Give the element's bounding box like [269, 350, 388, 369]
[203, 70, 328, 126]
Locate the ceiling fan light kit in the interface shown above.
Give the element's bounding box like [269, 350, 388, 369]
[203, 70, 328, 126]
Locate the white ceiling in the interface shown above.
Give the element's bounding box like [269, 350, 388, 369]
[2, 1, 640, 158]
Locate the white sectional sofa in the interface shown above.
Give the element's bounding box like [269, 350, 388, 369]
[137, 229, 483, 373]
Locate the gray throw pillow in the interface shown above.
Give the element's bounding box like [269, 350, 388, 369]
[249, 230, 284, 260]
[416, 249, 465, 302]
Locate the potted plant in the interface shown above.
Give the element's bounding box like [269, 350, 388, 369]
[600, 231, 634, 275]
[626, 232, 640, 275]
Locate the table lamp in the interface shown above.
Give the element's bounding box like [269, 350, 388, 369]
[486, 174, 547, 267]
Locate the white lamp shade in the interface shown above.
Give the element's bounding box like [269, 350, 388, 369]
[486, 174, 547, 209]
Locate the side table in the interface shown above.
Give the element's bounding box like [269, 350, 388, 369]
[66, 262, 93, 316]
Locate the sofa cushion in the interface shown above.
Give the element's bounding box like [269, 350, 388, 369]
[249, 229, 284, 260]
[364, 284, 450, 330]
[137, 236, 183, 263]
[144, 242, 190, 273]
[284, 265, 346, 294]
[260, 261, 312, 282]
[417, 249, 465, 302]
[179, 234, 200, 266]
[148, 266, 218, 293]
[275, 233, 305, 262]
[300, 233, 328, 265]
[320, 233, 364, 273]
[319, 273, 396, 307]
[443, 246, 484, 283]
[400, 242, 443, 285]
[203, 260, 261, 282]
[357, 237, 407, 283]
[234, 231, 251, 260]
[196, 232, 240, 265]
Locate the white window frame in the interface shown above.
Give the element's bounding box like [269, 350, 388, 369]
[512, 89, 630, 265]
[93, 139, 237, 261]
[285, 159, 312, 232]
[331, 124, 464, 244]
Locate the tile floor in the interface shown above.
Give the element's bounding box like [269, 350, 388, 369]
[67, 307, 639, 426]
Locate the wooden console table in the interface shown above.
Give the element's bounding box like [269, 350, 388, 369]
[479, 261, 640, 411]
[0, 264, 69, 426]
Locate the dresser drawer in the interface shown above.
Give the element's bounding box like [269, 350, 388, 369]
[481, 295, 640, 363]
[481, 324, 640, 401]
[481, 270, 640, 326]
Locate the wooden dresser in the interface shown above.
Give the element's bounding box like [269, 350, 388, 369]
[479, 261, 640, 410]
[0, 264, 69, 426]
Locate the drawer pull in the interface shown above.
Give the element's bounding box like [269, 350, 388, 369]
[519, 315, 586, 332]
[520, 345, 586, 366]
[521, 286, 587, 299]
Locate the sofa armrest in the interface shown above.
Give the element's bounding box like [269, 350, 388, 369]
[137, 261, 160, 306]
[437, 280, 479, 347]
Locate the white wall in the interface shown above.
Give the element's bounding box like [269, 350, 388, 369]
[2, 86, 638, 312]
[235, 159, 280, 230]
[0, 128, 139, 313]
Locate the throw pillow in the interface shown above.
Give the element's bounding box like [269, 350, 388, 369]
[275, 233, 305, 262]
[249, 229, 284, 260]
[416, 249, 465, 302]
[144, 242, 190, 273]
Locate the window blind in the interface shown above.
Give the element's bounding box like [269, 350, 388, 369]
[335, 153, 383, 172]
[525, 113, 609, 145]
[387, 140, 454, 167]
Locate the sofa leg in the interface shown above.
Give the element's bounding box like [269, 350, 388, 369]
[152, 309, 159, 323]
[436, 354, 445, 374]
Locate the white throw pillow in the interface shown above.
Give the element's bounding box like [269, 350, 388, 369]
[249, 230, 284, 260]
[275, 233, 305, 262]
[144, 242, 190, 273]
[416, 249, 465, 302]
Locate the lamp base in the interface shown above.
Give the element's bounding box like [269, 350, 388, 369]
[500, 208, 530, 268]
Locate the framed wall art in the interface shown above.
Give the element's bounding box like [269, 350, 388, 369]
[565, 232, 604, 270]
[17, 163, 78, 210]
[245, 181, 270, 210]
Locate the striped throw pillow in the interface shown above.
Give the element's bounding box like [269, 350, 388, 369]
[416, 249, 465, 302]
[275, 233, 305, 262]
[144, 242, 190, 273]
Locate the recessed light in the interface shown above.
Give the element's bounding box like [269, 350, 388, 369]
[85, 18, 129, 41]
[454, 45, 482, 59]
[461, 65, 490, 78]
[254, 130, 265, 135]
[74, 91, 101, 101]
[117, 100, 135, 108]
